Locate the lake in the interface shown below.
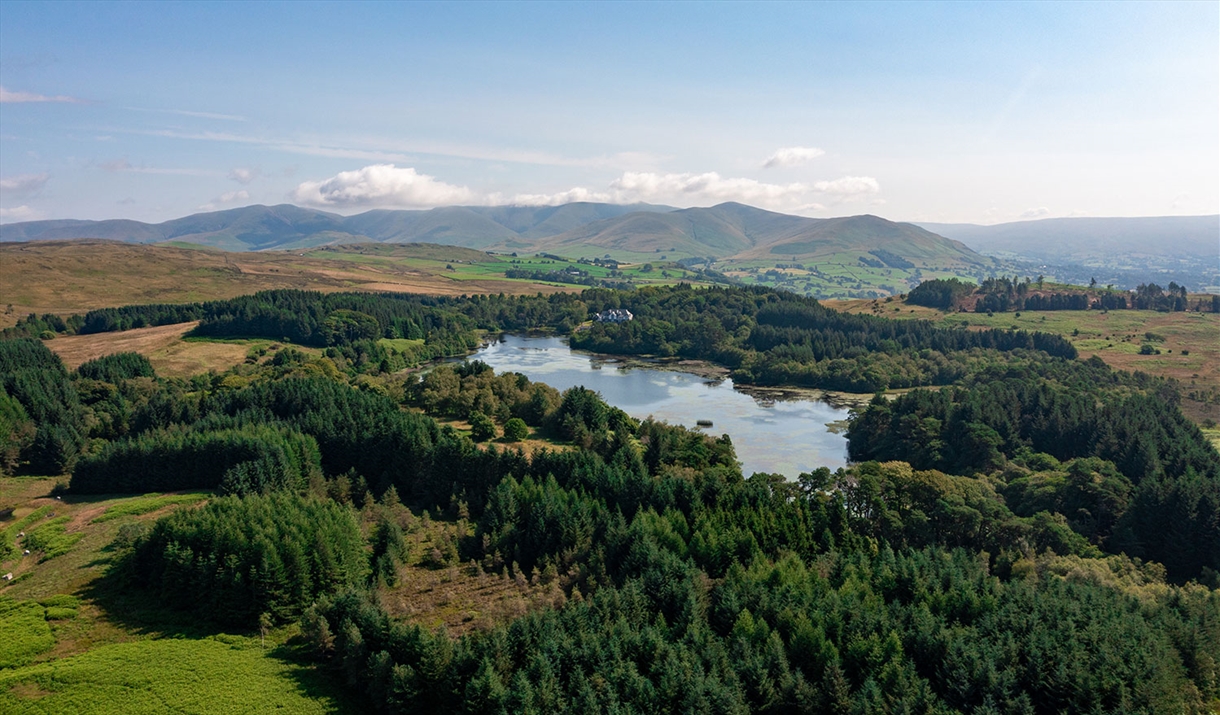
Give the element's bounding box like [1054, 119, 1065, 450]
[467, 334, 851, 477]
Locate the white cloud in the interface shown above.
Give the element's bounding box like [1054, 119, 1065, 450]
[0, 172, 50, 196]
[500, 186, 612, 206]
[292, 164, 475, 209]
[198, 190, 251, 211]
[502, 171, 815, 208]
[0, 205, 37, 222]
[762, 146, 826, 168]
[1019, 206, 1051, 219]
[228, 167, 260, 184]
[812, 176, 880, 197]
[0, 86, 84, 104]
[607, 171, 810, 208]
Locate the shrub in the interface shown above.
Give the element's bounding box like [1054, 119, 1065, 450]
[502, 417, 529, 442]
[469, 411, 496, 442]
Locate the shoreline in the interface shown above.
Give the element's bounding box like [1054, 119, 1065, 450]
[417, 331, 928, 416]
[474, 332, 892, 411]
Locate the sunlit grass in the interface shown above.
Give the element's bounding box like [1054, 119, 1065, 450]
[0, 636, 354, 714]
[91, 493, 210, 524]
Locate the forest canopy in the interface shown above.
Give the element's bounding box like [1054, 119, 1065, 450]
[3, 281, 1218, 712]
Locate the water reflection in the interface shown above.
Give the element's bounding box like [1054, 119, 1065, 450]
[467, 335, 851, 477]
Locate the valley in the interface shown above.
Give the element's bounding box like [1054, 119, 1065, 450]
[4, 3, 1217, 712]
[2, 207, 1218, 715]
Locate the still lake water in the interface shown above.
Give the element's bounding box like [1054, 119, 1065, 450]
[468, 335, 851, 477]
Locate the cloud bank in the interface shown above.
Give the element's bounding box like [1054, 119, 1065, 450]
[762, 146, 825, 168]
[293, 165, 880, 212]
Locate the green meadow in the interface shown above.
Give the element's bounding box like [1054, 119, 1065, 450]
[0, 484, 357, 715]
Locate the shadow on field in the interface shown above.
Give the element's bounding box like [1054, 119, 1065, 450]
[79, 551, 363, 713]
[80, 558, 224, 640]
[267, 641, 360, 714]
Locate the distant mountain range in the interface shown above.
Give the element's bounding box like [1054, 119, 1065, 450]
[0, 202, 990, 268]
[918, 215, 1220, 261]
[0, 203, 671, 253]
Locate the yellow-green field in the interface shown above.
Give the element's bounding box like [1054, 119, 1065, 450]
[0, 637, 353, 714]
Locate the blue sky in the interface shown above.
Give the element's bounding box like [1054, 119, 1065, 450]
[1, 1, 1216, 224]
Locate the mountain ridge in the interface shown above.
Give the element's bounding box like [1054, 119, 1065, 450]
[0, 201, 986, 267]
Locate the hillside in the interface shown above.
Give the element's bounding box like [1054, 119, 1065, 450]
[2, 202, 987, 266]
[759, 213, 985, 263]
[0, 202, 674, 253]
[0, 203, 1000, 302]
[506, 203, 990, 267]
[0, 240, 574, 323]
[0, 205, 366, 251]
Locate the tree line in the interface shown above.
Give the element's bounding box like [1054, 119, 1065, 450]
[906, 277, 1212, 313]
[8, 284, 1084, 394]
[572, 285, 1077, 392]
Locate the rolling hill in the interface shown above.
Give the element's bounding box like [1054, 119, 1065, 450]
[0, 203, 673, 252]
[536, 202, 990, 266]
[0, 201, 991, 268]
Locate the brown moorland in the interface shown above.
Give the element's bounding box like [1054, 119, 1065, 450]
[42, 322, 303, 378]
[0, 239, 573, 327]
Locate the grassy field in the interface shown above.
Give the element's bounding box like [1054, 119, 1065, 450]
[0, 478, 358, 714]
[0, 240, 576, 328]
[45, 324, 328, 379]
[826, 299, 1220, 424]
[306, 244, 704, 287]
[721, 258, 983, 300]
[0, 636, 354, 714]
